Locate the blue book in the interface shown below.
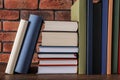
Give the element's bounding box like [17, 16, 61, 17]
[86, 0, 93, 75]
[15, 14, 43, 73]
[101, 0, 108, 74]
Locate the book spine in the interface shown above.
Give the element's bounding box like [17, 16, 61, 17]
[87, 0, 93, 75]
[118, 0, 120, 74]
[101, 0, 108, 75]
[15, 14, 43, 73]
[107, 0, 113, 75]
[92, 1, 102, 74]
[112, 0, 120, 74]
[79, 0, 87, 74]
[5, 19, 28, 74]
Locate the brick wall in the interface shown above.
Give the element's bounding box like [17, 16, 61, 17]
[0, 0, 76, 63]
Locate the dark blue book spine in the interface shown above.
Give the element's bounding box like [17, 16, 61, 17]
[101, 0, 108, 74]
[15, 14, 43, 73]
[87, 0, 93, 75]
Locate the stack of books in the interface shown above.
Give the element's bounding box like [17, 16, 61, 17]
[37, 21, 78, 74]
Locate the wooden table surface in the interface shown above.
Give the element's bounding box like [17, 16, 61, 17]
[0, 63, 120, 80]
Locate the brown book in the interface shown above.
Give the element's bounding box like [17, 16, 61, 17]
[107, 0, 113, 74]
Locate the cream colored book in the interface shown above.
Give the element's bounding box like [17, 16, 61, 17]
[44, 21, 78, 31]
[5, 19, 28, 74]
[42, 32, 78, 46]
[71, 0, 86, 74]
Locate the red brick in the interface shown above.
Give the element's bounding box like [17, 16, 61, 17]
[0, 0, 3, 8]
[38, 33, 42, 43]
[36, 43, 41, 52]
[39, 0, 72, 10]
[0, 42, 1, 52]
[0, 32, 2, 41]
[0, 22, 1, 30]
[0, 53, 10, 63]
[5, 0, 38, 9]
[55, 11, 70, 21]
[2, 32, 16, 41]
[3, 43, 13, 52]
[3, 21, 19, 31]
[0, 10, 19, 20]
[32, 53, 38, 63]
[0, 53, 38, 63]
[21, 11, 54, 20]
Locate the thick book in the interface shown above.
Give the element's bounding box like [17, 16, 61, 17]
[37, 66, 77, 74]
[71, 0, 86, 74]
[39, 46, 78, 53]
[15, 14, 43, 73]
[41, 32, 78, 46]
[92, 1, 102, 74]
[101, 0, 108, 75]
[44, 21, 78, 31]
[38, 53, 77, 59]
[107, 0, 113, 75]
[38, 58, 77, 66]
[112, 0, 120, 74]
[86, 0, 93, 75]
[5, 19, 28, 74]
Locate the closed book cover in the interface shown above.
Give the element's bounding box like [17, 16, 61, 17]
[44, 21, 78, 32]
[39, 46, 78, 53]
[92, 1, 102, 74]
[112, 0, 120, 74]
[86, 0, 93, 75]
[107, 0, 113, 75]
[37, 66, 77, 74]
[101, 0, 108, 75]
[41, 32, 78, 46]
[71, 0, 86, 74]
[38, 53, 77, 59]
[38, 58, 77, 66]
[15, 14, 43, 73]
[5, 19, 28, 74]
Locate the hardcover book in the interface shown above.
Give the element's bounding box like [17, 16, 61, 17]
[37, 66, 77, 74]
[107, 0, 113, 74]
[41, 32, 78, 46]
[86, 0, 93, 74]
[39, 46, 78, 53]
[112, 0, 120, 74]
[101, 0, 108, 75]
[44, 21, 78, 31]
[38, 53, 77, 59]
[92, 1, 102, 74]
[71, 0, 86, 74]
[5, 19, 28, 74]
[15, 14, 43, 73]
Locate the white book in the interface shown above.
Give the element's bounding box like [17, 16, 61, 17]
[39, 59, 77, 65]
[39, 46, 78, 53]
[38, 54, 77, 58]
[5, 19, 28, 74]
[37, 66, 77, 74]
[42, 32, 78, 46]
[44, 21, 78, 31]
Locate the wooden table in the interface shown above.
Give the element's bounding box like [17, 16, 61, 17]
[0, 63, 120, 80]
